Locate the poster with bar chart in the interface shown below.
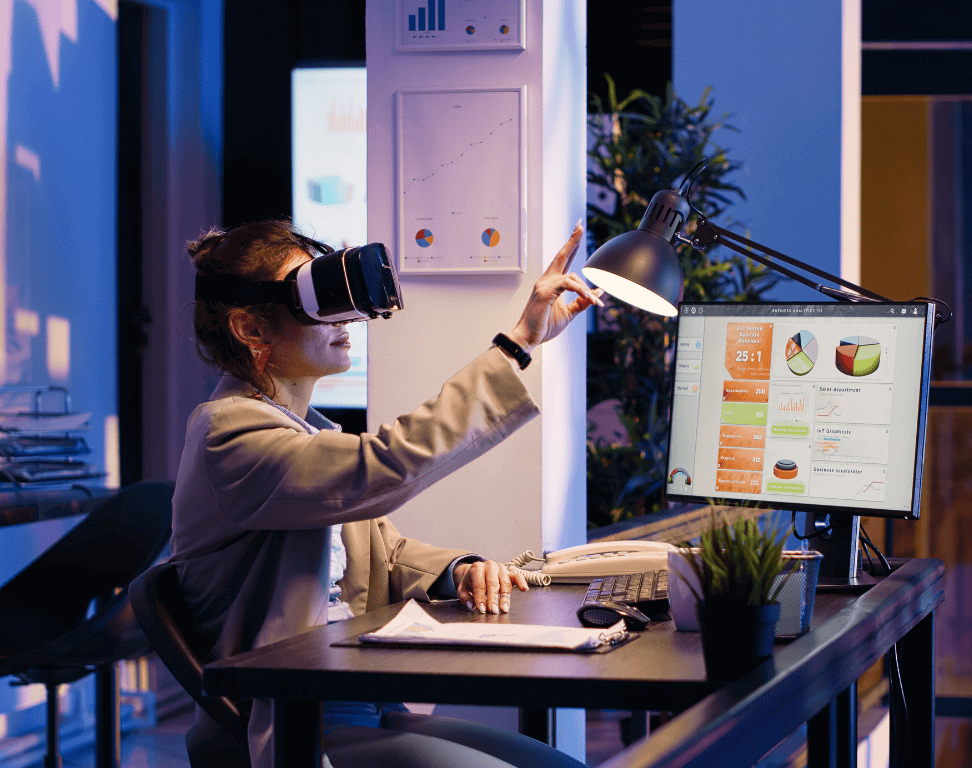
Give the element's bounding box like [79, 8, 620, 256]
[397, 88, 525, 274]
[396, 0, 525, 51]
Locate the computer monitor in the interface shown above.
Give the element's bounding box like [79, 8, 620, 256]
[665, 301, 935, 584]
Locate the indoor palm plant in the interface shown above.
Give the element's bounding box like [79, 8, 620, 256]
[586, 76, 779, 527]
[676, 515, 794, 680]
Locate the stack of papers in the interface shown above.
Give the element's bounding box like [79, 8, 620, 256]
[358, 600, 628, 652]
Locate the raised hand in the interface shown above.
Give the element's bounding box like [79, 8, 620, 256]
[505, 222, 604, 354]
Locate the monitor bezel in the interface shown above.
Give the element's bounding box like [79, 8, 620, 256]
[663, 300, 935, 520]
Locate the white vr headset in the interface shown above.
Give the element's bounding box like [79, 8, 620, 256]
[195, 237, 403, 324]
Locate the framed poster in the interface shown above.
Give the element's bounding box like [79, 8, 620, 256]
[396, 88, 526, 275]
[395, 0, 525, 52]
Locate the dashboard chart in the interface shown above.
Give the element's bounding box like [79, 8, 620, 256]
[836, 335, 882, 376]
[666, 303, 930, 517]
[785, 330, 818, 375]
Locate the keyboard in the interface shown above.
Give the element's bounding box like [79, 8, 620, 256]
[583, 570, 669, 612]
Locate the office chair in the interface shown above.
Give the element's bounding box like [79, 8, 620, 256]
[0, 479, 174, 768]
[129, 561, 252, 767]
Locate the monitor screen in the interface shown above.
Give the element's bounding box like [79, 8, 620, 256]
[665, 302, 934, 519]
[292, 65, 368, 410]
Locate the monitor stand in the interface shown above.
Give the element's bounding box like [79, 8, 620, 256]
[805, 513, 878, 593]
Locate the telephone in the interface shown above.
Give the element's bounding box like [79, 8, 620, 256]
[507, 540, 676, 585]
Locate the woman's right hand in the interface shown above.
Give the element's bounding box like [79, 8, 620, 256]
[504, 222, 603, 354]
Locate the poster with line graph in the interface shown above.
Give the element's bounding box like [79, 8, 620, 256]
[397, 88, 525, 274]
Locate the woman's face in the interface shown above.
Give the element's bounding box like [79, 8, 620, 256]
[267, 252, 354, 380]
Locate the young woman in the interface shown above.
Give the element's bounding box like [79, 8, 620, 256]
[169, 219, 601, 768]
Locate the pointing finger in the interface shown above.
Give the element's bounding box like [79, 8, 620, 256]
[546, 222, 584, 276]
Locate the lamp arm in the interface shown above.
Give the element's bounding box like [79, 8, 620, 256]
[685, 218, 892, 303]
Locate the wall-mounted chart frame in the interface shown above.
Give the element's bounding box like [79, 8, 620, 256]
[395, 0, 526, 52]
[396, 87, 526, 275]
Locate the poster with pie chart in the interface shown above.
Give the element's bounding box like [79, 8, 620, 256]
[785, 330, 818, 376]
[397, 88, 525, 274]
[836, 335, 882, 377]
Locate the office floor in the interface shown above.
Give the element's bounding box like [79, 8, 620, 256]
[34, 708, 630, 768]
[27, 707, 967, 767]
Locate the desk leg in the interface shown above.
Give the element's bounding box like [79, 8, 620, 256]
[891, 611, 935, 768]
[272, 699, 322, 768]
[95, 663, 120, 768]
[807, 684, 857, 768]
[519, 707, 554, 745]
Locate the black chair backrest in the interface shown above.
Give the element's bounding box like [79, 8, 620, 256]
[129, 561, 249, 744]
[0, 480, 174, 666]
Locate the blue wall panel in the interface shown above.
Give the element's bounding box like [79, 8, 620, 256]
[674, 0, 845, 301]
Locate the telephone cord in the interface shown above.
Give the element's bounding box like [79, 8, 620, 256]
[505, 550, 552, 587]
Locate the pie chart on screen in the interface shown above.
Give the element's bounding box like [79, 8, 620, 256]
[785, 331, 818, 376]
[415, 229, 434, 247]
[836, 335, 881, 376]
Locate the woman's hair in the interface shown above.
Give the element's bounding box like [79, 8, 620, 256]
[189, 220, 316, 395]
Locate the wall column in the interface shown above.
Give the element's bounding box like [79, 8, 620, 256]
[366, 1, 587, 760]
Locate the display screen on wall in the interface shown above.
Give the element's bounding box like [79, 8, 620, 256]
[292, 66, 368, 410]
[2, 0, 119, 486]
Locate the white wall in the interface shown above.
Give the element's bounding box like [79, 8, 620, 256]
[365, 0, 587, 759]
[366, 1, 587, 561]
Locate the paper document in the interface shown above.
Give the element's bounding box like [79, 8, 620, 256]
[358, 600, 627, 651]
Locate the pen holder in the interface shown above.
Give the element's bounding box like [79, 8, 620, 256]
[668, 549, 822, 638]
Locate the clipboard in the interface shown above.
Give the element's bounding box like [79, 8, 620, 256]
[331, 600, 639, 654]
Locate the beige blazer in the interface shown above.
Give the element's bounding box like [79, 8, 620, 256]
[167, 347, 538, 768]
[340, 515, 470, 616]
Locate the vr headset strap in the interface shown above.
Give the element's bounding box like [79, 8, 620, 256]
[195, 274, 301, 308]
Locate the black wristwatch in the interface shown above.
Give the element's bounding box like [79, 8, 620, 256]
[492, 333, 532, 370]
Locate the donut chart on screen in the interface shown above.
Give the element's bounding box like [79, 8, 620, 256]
[785, 330, 818, 376]
[836, 335, 881, 376]
[482, 228, 500, 247]
[415, 229, 434, 247]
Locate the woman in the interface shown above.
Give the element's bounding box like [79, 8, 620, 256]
[170, 219, 601, 768]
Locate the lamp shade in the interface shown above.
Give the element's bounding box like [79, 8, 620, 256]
[582, 188, 689, 317]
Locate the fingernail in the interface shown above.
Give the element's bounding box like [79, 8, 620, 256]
[466, 601, 474, 611]
[501, 601, 510, 613]
[490, 602, 498, 613]
[574, 218, 583, 230]
[478, 602, 486, 614]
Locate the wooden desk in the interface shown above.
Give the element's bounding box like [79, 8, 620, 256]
[0, 484, 114, 528]
[203, 559, 944, 768]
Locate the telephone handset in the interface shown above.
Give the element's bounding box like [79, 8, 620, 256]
[507, 540, 676, 585]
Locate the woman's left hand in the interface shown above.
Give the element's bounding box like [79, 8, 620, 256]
[454, 560, 529, 614]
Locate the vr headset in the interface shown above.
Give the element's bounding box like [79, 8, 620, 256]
[195, 236, 403, 324]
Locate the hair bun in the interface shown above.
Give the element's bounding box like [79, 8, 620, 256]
[188, 228, 228, 261]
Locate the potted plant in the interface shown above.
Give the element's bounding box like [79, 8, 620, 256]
[676, 515, 794, 681]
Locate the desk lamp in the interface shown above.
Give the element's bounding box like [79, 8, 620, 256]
[582, 160, 950, 326]
[582, 159, 950, 585]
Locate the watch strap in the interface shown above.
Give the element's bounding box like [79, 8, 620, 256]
[492, 333, 532, 370]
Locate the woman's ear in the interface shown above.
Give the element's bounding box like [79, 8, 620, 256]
[228, 309, 272, 351]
